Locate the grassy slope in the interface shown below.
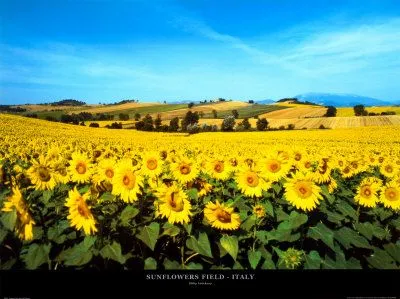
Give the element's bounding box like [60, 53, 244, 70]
[201, 104, 288, 119]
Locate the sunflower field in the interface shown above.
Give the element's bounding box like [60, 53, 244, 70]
[0, 113, 400, 270]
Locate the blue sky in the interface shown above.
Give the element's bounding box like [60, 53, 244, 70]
[1, 0, 400, 104]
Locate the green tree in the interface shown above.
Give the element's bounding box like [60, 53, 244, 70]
[325, 106, 337, 117]
[221, 115, 236, 131]
[256, 118, 268, 131]
[154, 114, 162, 130]
[212, 109, 218, 118]
[353, 105, 367, 116]
[169, 117, 179, 132]
[134, 113, 141, 121]
[232, 109, 239, 118]
[241, 117, 251, 130]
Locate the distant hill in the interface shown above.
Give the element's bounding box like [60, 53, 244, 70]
[255, 99, 275, 104]
[295, 92, 393, 107]
[39, 99, 87, 106]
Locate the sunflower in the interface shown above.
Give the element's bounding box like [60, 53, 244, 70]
[279, 248, 304, 269]
[379, 181, 400, 210]
[154, 183, 192, 224]
[253, 204, 266, 218]
[380, 162, 398, 178]
[206, 159, 232, 181]
[51, 160, 70, 184]
[170, 157, 199, 184]
[2, 187, 35, 241]
[260, 153, 291, 183]
[95, 158, 116, 183]
[328, 178, 338, 193]
[112, 159, 144, 202]
[312, 160, 332, 184]
[284, 172, 323, 211]
[68, 152, 92, 184]
[203, 200, 241, 230]
[27, 155, 58, 190]
[140, 152, 164, 177]
[354, 177, 381, 208]
[236, 167, 271, 197]
[65, 187, 97, 235]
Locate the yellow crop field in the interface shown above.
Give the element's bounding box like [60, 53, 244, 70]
[16, 104, 88, 112]
[152, 101, 250, 120]
[259, 107, 327, 119]
[337, 106, 400, 117]
[1, 113, 400, 271]
[73, 102, 159, 114]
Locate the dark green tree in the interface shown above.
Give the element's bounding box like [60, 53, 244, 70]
[256, 118, 269, 131]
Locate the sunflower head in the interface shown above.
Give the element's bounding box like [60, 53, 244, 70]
[379, 181, 400, 210]
[279, 248, 304, 269]
[155, 183, 192, 224]
[203, 200, 241, 230]
[252, 204, 266, 218]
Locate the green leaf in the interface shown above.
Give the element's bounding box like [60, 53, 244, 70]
[0, 258, 16, 270]
[264, 201, 274, 217]
[183, 223, 192, 235]
[78, 185, 90, 194]
[272, 183, 282, 194]
[47, 220, 69, 244]
[355, 222, 387, 241]
[334, 227, 372, 249]
[220, 235, 238, 261]
[1, 209, 17, 231]
[320, 185, 335, 204]
[21, 244, 50, 270]
[233, 261, 243, 269]
[137, 222, 160, 251]
[248, 250, 262, 269]
[261, 259, 275, 269]
[326, 211, 345, 224]
[375, 207, 393, 221]
[144, 257, 157, 270]
[304, 250, 321, 269]
[307, 223, 335, 251]
[0, 228, 8, 243]
[163, 259, 181, 270]
[288, 211, 308, 230]
[32, 227, 43, 240]
[336, 201, 357, 220]
[120, 206, 139, 226]
[255, 230, 268, 244]
[99, 192, 115, 202]
[383, 243, 400, 264]
[57, 236, 96, 266]
[240, 215, 256, 231]
[186, 188, 198, 200]
[275, 208, 289, 222]
[367, 248, 398, 269]
[161, 223, 180, 237]
[186, 232, 213, 258]
[100, 242, 126, 264]
[42, 190, 53, 204]
[186, 262, 203, 270]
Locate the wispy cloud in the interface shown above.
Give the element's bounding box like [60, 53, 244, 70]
[172, 15, 400, 77]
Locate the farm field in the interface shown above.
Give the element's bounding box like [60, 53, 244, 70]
[161, 115, 400, 129]
[259, 106, 327, 119]
[337, 106, 400, 117]
[1, 113, 400, 271]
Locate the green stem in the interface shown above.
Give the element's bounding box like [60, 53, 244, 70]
[184, 253, 200, 265]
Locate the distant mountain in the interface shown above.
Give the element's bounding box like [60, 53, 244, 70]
[255, 99, 275, 104]
[294, 92, 393, 107]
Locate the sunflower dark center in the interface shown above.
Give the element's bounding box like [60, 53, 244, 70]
[76, 162, 87, 175]
[214, 162, 224, 173]
[147, 159, 158, 170]
[37, 166, 51, 182]
[385, 166, 393, 173]
[217, 210, 231, 223]
[180, 164, 191, 175]
[105, 169, 114, 178]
